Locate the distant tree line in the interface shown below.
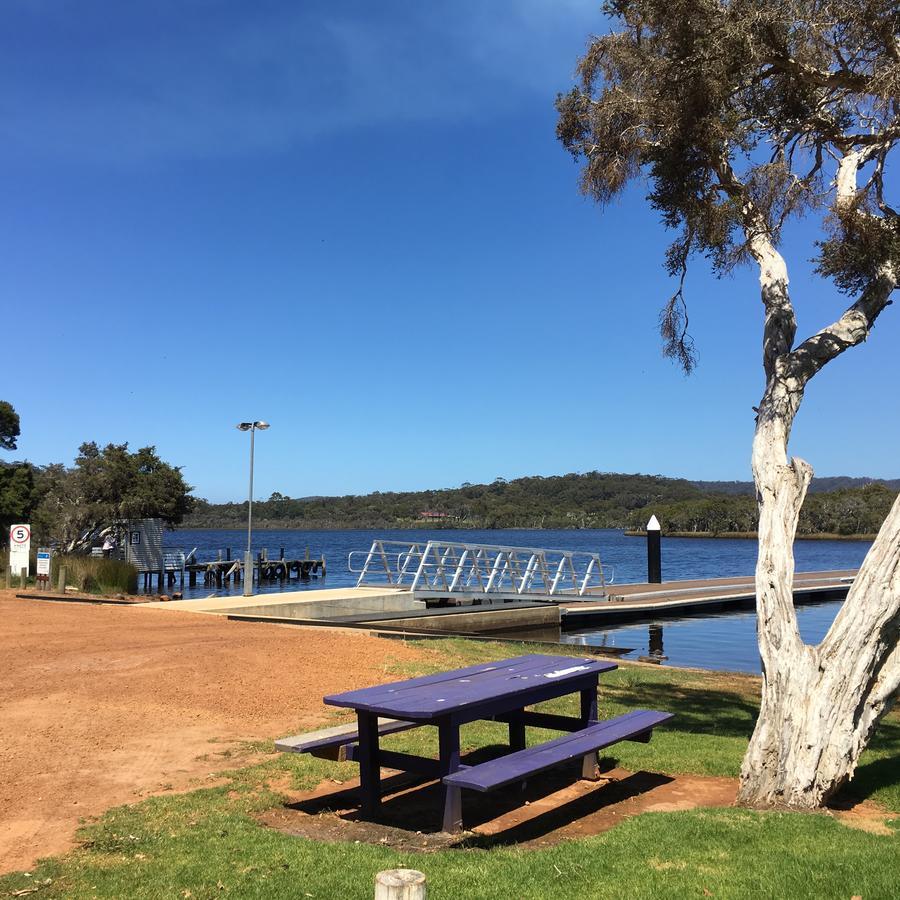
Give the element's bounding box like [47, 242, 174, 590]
[627, 483, 898, 536]
[185, 471, 898, 537]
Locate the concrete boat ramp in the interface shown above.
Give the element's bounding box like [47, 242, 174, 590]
[147, 569, 856, 637]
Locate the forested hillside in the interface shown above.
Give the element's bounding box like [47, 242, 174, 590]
[692, 477, 900, 495]
[185, 472, 898, 536]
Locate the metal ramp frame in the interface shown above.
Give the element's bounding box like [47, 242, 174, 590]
[349, 539, 612, 602]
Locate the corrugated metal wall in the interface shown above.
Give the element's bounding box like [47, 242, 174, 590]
[124, 518, 164, 572]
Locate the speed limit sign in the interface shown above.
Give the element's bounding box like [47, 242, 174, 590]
[9, 523, 31, 577]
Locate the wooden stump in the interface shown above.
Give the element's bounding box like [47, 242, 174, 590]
[374, 869, 426, 900]
[375, 869, 426, 900]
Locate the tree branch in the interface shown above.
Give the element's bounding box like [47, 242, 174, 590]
[787, 263, 896, 383]
[761, 54, 870, 93]
[714, 154, 796, 377]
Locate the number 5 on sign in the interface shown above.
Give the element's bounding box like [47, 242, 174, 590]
[9, 523, 31, 577]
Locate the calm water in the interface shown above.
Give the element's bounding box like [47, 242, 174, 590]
[560, 599, 845, 673]
[164, 527, 871, 674]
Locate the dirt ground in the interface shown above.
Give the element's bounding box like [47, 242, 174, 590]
[4, 592, 888, 876]
[261, 766, 892, 849]
[260, 767, 741, 850]
[0, 592, 423, 873]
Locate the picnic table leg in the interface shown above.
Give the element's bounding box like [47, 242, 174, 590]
[580, 680, 601, 780]
[357, 711, 382, 818]
[507, 711, 526, 752]
[438, 718, 463, 833]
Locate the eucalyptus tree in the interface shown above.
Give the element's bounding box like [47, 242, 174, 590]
[0, 401, 20, 451]
[33, 442, 194, 550]
[557, 0, 899, 808]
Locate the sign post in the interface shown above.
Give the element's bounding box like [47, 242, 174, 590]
[36, 548, 52, 588]
[9, 524, 32, 579]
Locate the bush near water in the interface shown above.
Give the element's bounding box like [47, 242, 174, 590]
[0, 550, 138, 594]
[58, 556, 138, 594]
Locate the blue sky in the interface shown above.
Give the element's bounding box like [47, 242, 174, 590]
[3, 0, 898, 502]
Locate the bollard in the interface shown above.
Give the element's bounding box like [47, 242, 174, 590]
[243, 550, 253, 597]
[374, 869, 426, 900]
[646, 515, 662, 583]
[58, 565, 67, 594]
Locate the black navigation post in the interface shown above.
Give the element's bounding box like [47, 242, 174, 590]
[647, 515, 662, 583]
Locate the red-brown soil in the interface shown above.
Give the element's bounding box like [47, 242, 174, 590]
[260, 767, 740, 850]
[0, 592, 422, 873]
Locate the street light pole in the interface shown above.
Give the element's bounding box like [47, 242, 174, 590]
[236, 421, 270, 597]
[247, 425, 255, 559]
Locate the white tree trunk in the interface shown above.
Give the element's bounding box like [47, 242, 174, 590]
[738, 382, 900, 809]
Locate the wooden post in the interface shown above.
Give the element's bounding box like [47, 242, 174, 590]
[5, 566, 10, 589]
[280, 547, 284, 560]
[374, 870, 426, 900]
[226, 547, 231, 561]
[58, 565, 67, 594]
[20, 567, 28, 590]
[646, 515, 662, 583]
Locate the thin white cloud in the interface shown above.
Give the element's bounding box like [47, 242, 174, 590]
[0, 0, 605, 163]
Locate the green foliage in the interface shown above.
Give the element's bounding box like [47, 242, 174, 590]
[33, 442, 194, 548]
[58, 555, 139, 594]
[187, 471, 896, 536]
[0, 461, 38, 540]
[556, 0, 900, 367]
[631, 481, 898, 536]
[0, 400, 20, 451]
[187, 472, 706, 530]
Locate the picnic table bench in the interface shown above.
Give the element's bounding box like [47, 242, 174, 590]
[277, 653, 672, 832]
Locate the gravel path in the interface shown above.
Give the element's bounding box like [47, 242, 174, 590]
[0, 592, 421, 873]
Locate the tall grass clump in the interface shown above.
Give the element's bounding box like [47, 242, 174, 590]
[61, 556, 138, 594]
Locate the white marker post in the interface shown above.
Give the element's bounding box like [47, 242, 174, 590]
[646, 515, 662, 583]
[9, 524, 31, 579]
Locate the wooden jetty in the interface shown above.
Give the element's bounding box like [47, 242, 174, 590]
[139, 550, 326, 592]
[560, 570, 855, 626]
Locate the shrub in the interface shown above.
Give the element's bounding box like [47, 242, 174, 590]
[59, 556, 138, 594]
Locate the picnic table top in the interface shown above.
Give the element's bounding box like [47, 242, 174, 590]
[324, 653, 616, 720]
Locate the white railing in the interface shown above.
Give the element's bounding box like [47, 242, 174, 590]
[349, 539, 612, 600]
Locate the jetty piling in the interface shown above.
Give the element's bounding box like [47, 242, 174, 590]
[133, 552, 326, 593]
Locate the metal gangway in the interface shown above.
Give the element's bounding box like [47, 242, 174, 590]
[349, 539, 613, 602]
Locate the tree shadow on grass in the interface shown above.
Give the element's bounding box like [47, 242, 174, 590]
[836, 718, 900, 811]
[601, 680, 759, 740]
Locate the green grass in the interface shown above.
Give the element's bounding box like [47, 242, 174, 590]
[57, 555, 139, 594]
[2, 638, 897, 900]
[1, 551, 138, 593]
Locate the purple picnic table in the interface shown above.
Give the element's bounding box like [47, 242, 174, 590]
[324, 653, 617, 832]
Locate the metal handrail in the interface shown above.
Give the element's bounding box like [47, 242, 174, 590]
[351, 539, 612, 599]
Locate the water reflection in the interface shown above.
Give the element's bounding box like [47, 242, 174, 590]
[559, 599, 842, 674]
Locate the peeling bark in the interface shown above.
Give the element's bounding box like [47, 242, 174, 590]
[736, 156, 900, 807]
